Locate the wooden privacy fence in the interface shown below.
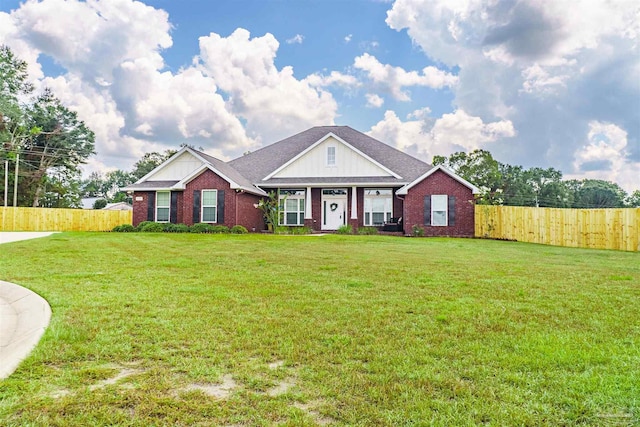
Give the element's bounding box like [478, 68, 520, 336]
[475, 205, 640, 252]
[0, 207, 132, 232]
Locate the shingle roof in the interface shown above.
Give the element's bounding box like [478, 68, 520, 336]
[228, 126, 432, 184]
[191, 149, 266, 195]
[124, 180, 180, 190]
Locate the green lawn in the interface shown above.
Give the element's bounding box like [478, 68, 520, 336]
[0, 233, 638, 426]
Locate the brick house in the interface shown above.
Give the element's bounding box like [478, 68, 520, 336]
[124, 126, 479, 236]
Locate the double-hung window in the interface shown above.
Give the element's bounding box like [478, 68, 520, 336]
[156, 191, 170, 222]
[431, 195, 448, 226]
[364, 189, 392, 226]
[201, 190, 218, 223]
[279, 189, 305, 226]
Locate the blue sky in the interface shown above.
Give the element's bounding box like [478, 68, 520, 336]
[0, 0, 638, 192]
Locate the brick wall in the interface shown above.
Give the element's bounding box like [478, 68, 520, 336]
[403, 170, 475, 237]
[132, 191, 150, 226]
[236, 192, 264, 231]
[183, 170, 234, 226]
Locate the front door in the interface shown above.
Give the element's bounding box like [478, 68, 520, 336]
[322, 189, 347, 230]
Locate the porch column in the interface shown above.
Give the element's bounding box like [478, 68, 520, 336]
[351, 186, 358, 219]
[305, 186, 312, 219]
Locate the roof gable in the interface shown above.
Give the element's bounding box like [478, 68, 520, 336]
[396, 165, 480, 195]
[265, 133, 400, 180]
[229, 126, 431, 184]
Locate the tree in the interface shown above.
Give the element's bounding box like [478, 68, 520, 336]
[1, 46, 95, 207]
[625, 190, 640, 207]
[433, 149, 502, 204]
[570, 179, 627, 208]
[21, 89, 95, 206]
[93, 198, 107, 209]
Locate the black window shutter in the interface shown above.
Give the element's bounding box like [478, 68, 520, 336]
[448, 195, 456, 226]
[170, 192, 178, 224]
[423, 195, 431, 225]
[217, 190, 225, 224]
[147, 191, 155, 221]
[193, 190, 200, 223]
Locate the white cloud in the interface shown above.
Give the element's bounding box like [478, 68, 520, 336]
[196, 28, 337, 143]
[0, 2, 342, 175]
[344, 34, 353, 43]
[385, 0, 639, 189]
[570, 122, 640, 193]
[368, 109, 515, 160]
[365, 93, 384, 108]
[305, 71, 360, 88]
[354, 53, 457, 101]
[286, 34, 304, 44]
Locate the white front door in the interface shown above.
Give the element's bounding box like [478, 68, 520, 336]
[322, 196, 347, 230]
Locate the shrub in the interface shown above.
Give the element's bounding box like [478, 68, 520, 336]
[190, 223, 214, 233]
[140, 222, 165, 232]
[135, 221, 155, 232]
[336, 224, 353, 235]
[230, 225, 248, 234]
[112, 224, 135, 232]
[211, 225, 230, 234]
[357, 227, 379, 235]
[93, 199, 107, 209]
[164, 223, 189, 233]
[412, 224, 425, 237]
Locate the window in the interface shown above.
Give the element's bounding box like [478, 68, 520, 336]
[327, 146, 336, 166]
[201, 190, 217, 223]
[431, 195, 447, 226]
[279, 189, 305, 226]
[364, 189, 392, 226]
[156, 191, 170, 222]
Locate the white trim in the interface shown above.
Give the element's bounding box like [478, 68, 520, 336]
[262, 132, 402, 180]
[350, 186, 357, 219]
[305, 187, 312, 220]
[326, 145, 336, 167]
[201, 189, 218, 223]
[396, 165, 480, 195]
[126, 147, 267, 197]
[132, 147, 190, 184]
[258, 181, 405, 188]
[155, 191, 171, 223]
[321, 189, 348, 230]
[431, 194, 448, 226]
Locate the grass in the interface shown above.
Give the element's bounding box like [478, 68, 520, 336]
[0, 233, 638, 426]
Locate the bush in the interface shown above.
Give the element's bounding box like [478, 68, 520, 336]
[412, 224, 425, 237]
[112, 224, 135, 232]
[164, 223, 189, 233]
[140, 222, 165, 232]
[336, 224, 353, 235]
[230, 225, 248, 234]
[357, 227, 379, 235]
[211, 225, 230, 234]
[190, 223, 214, 233]
[93, 199, 107, 209]
[135, 221, 155, 232]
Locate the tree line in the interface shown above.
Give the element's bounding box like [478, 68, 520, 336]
[433, 150, 640, 208]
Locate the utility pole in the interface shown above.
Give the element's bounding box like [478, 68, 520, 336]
[13, 153, 18, 207]
[3, 159, 7, 207]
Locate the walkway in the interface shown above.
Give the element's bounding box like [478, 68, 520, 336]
[0, 232, 55, 379]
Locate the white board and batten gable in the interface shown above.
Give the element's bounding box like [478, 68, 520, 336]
[264, 133, 401, 180]
[145, 150, 204, 181]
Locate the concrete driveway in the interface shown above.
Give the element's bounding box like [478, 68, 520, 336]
[0, 232, 55, 379]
